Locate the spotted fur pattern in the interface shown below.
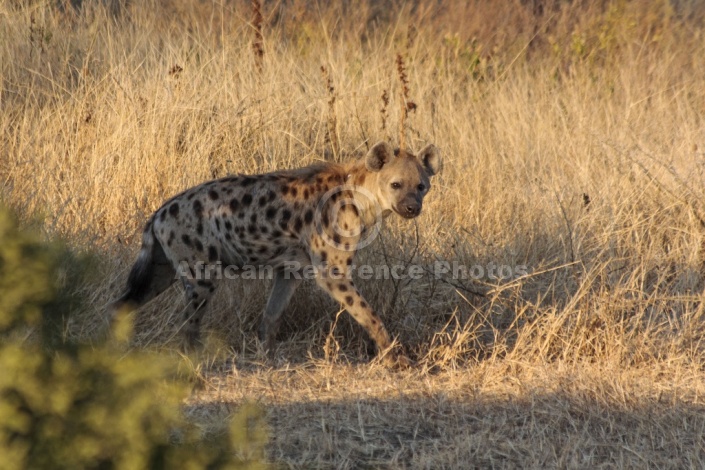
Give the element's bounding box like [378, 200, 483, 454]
[110, 141, 441, 366]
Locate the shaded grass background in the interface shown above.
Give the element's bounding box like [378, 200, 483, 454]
[3, 0, 705, 467]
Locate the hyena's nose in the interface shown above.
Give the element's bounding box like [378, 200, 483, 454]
[403, 203, 421, 218]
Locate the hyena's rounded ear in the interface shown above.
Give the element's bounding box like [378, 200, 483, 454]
[418, 144, 442, 176]
[365, 141, 395, 172]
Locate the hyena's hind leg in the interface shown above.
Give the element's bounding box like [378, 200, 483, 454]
[109, 232, 177, 320]
[177, 267, 220, 350]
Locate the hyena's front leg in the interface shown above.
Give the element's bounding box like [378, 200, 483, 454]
[314, 264, 411, 368]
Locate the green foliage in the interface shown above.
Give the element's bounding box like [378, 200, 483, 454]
[0, 209, 55, 336]
[0, 207, 267, 470]
[555, 1, 676, 69]
[442, 34, 492, 81]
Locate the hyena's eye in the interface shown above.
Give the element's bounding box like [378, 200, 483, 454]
[417, 184, 426, 192]
[391, 182, 402, 190]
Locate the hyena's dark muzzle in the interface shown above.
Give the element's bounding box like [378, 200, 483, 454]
[396, 193, 422, 219]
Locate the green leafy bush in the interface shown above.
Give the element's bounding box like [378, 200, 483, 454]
[0, 207, 267, 470]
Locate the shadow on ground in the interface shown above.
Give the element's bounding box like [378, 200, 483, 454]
[187, 364, 705, 469]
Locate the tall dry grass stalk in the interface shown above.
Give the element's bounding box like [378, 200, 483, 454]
[320, 64, 340, 159]
[251, 0, 264, 74]
[380, 88, 390, 133]
[3, 0, 705, 466]
[395, 53, 413, 151]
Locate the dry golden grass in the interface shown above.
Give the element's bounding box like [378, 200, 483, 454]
[3, 0, 705, 467]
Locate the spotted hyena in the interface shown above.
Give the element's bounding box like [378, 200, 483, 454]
[110, 141, 441, 366]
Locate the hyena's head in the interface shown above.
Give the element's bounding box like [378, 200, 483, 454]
[365, 141, 442, 219]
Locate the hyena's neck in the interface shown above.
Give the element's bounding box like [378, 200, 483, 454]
[288, 160, 380, 226]
[343, 161, 381, 225]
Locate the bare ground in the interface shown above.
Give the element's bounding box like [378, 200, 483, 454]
[185, 358, 705, 468]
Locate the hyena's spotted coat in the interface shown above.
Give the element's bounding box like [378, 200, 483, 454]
[110, 141, 441, 366]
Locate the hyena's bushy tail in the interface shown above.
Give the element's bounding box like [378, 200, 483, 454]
[109, 218, 176, 318]
[122, 220, 159, 303]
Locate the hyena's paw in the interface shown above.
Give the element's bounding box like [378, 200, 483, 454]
[181, 327, 203, 354]
[388, 353, 415, 370]
[253, 335, 278, 367]
[379, 348, 415, 370]
[257, 326, 278, 360]
[261, 340, 279, 363]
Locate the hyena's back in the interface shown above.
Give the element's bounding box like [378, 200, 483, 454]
[152, 164, 345, 266]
